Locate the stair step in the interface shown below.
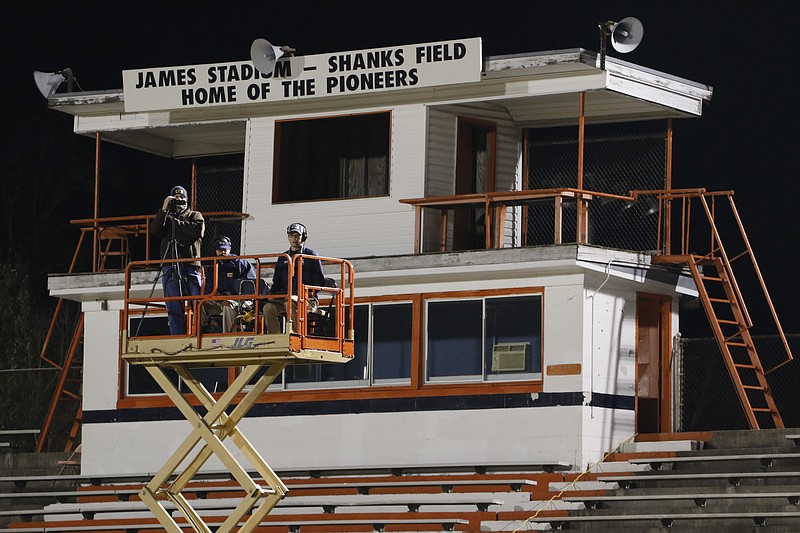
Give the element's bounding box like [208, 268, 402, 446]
[619, 440, 702, 454]
[548, 481, 619, 492]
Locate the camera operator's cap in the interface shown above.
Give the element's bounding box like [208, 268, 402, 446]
[215, 236, 232, 250]
[170, 185, 188, 198]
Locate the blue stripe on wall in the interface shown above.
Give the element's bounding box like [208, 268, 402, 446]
[83, 391, 634, 424]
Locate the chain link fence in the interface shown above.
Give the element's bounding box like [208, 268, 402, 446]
[526, 122, 665, 250]
[194, 154, 245, 257]
[678, 334, 800, 430]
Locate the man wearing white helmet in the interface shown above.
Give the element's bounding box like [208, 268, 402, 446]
[149, 185, 205, 335]
[266, 222, 325, 334]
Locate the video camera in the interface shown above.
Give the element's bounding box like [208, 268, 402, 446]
[168, 197, 187, 213]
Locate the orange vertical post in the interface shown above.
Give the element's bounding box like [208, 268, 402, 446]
[576, 92, 587, 243]
[664, 119, 673, 254]
[93, 132, 101, 271]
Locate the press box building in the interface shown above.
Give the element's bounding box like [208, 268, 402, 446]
[45, 36, 760, 479]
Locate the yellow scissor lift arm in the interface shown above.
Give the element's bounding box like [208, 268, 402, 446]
[120, 253, 355, 533]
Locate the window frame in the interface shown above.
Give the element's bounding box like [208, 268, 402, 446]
[272, 111, 392, 204]
[118, 288, 545, 408]
[423, 291, 544, 384]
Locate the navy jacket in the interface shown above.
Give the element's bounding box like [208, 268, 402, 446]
[270, 247, 324, 295]
[205, 258, 256, 295]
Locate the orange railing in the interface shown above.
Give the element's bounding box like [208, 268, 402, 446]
[70, 211, 249, 273]
[400, 188, 634, 252]
[122, 253, 355, 356]
[633, 188, 793, 372]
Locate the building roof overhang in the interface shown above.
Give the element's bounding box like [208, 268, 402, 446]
[49, 244, 696, 303]
[46, 48, 712, 159]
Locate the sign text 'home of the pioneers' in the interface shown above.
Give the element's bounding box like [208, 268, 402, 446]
[122, 38, 482, 112]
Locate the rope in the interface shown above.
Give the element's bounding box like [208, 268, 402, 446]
[511, 432, 638, 532]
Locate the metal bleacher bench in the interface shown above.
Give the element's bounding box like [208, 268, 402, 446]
[0, 460, 564, 489]
[564, 490, 800, 508]
[0, 493, 503, 521]
[0, 429, 40, 450]
[597, 470, 800, 489]
[291, 477, 537, 494]
[527, 511, 800, 529]
[0, 517, 472, 533]
[628, 451, 800, 470]
[0, 478, 536, 503]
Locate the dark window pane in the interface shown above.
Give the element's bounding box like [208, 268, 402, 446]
[485, 296, 542, 375]
[427, 300, 482, 379]
[127, 316, 177, 394]
[319, 305, 369, 382]
[180, 368, 229, 393]
[373, 303, 412, 381]
[287, 305, 369, 384]
[127, 365, 178, 395]
[275, 113, 390, 202]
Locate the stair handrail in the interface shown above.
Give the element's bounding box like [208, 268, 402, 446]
[721, 194, 794, 373]
[694, 192, 752, 329]
[633, 188, 794, 373]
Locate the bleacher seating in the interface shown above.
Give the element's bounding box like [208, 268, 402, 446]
[0, 461, 567, 532]
[6, 430, 800, 531]
[522, 428, 800, 531]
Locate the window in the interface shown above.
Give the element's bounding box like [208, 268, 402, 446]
[274, 112, 390, 202]
[123, 293, 541, 399]
[372, 303, 413, 383]
[283, 302, 412, 388]
[126, 316, 180, 395]
[426, 295, 542, 382]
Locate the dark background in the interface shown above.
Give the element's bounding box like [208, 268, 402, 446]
[3, 1, 798, 334]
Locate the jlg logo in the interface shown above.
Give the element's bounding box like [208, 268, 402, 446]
[228, 337, 254, 349]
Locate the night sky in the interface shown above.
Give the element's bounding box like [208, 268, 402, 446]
[4, 1, 798, 333]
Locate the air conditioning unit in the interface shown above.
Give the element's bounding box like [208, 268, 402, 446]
[491, 342, 528, 372]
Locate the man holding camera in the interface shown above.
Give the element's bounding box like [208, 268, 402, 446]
[149, 185, 205, 335]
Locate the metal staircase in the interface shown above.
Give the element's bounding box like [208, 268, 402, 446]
[685, 255, 782, 429]
[647, 189, 793, 429]
[35, 232, 89, 454]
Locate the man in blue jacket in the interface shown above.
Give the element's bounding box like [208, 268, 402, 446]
[266, 223, 325, 333]
[201, 236, 256, 333]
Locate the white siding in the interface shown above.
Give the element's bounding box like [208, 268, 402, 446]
[242, 106, 426, 259]
[73, 249, 662, 477]
[82, 406, 623, 476]
[423, 104, 523, 250]
[422, 109, 456, 250]
[82, 301, 125, 412]
[582, 286, 637, 399]
[426, 108, 456, 197]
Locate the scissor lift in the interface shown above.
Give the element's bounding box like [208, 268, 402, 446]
[121, 254, 354, 533]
